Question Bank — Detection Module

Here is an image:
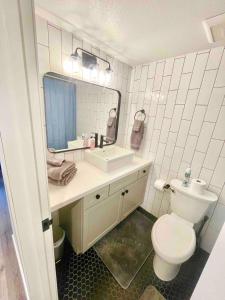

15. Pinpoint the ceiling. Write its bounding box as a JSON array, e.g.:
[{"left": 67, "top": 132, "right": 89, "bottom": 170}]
[{"left": 35, "top": 0, "right": 225, "bottom": 66}]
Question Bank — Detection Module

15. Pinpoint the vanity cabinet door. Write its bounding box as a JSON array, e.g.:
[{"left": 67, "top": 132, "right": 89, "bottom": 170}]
[
  {"left": 83, "top": 191, "right": 121, "bottom": 251},
  {"left": 122, "top": 176, "right": 148, "bottom": 219}
]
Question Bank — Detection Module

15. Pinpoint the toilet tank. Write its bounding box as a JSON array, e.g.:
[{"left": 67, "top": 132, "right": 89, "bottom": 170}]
[{"left": 170, "top": 179, "right": 218, "bottom": 224}]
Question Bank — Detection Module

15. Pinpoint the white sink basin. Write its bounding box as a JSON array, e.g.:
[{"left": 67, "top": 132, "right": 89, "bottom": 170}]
[{"left": 85, "top": 145, "right": 134, "bottom": 172}]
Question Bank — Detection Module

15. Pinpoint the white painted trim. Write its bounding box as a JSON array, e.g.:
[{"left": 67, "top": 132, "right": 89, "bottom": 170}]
[
  {"left": 12, "top": 234, "right": 29, "bottom": 300},
  {"left": 202, "top": 13, "right": 225, "bottom": 43}
]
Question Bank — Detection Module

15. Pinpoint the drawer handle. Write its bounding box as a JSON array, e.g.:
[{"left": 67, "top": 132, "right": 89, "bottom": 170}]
[
  {"left": 125, "top": 190, "right": 129, "bottom": 194},
  {"left": 121, "top": 192, "right": 125, "bottom": 196},
  {"left": 96, "top": 194, "right": 101, "bottom": 199},
  {"left": 143, "top": 170, "right": 146, "bottom": 173}
]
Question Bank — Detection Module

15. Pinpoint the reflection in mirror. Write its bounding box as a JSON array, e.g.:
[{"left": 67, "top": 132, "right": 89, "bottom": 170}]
[{"left": 43, "top": 72, "right": 120, "bottom": 152}]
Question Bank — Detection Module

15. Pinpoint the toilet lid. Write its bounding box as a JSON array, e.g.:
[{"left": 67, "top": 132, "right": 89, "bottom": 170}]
[{"left": 152, "top": 214, "right": 196, "bottom": 264}]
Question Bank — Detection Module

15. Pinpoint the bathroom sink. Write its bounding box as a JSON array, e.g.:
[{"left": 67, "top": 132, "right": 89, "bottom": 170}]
[{"left": 85, "top": 145, "right": 134, "bottom": 172}]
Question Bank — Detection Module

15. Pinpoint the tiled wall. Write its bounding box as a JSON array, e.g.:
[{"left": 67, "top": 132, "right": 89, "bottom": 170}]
[
  {"left": 125, "top": 46, "right": 225, "bottom": 253},
  {"left": 35, "top": 14, "right": 131, "bottom": 161},
  {"left": 77, "top": 82, "right": 118, "bottom": 137}
]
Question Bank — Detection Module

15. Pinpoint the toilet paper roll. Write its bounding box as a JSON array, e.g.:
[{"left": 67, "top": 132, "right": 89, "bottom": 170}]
[
  {"left": 191, "top": 178, "right": 206, "bottom": 194},
  {"left": 154, "top": 179, "right": 166, "bottom": 191}
]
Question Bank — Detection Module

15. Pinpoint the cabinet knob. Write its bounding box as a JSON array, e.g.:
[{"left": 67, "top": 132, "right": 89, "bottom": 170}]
[
  {"left": 96, "top": 194, "right": 101, "bottom": 199},
  {"left": 143, "top": 170, "right": 146, "bottom": 173},
  {"left": 125, "top": 190, "right": 129, "bottom": 194},
  {"left": 121, "top": 192, "right": 125, "bottom": 196}
]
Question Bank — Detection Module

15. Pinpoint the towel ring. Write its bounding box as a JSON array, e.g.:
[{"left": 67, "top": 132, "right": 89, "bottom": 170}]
[
  {"left": 109, "top": 107, "right": 117, "bottom": 117},
  {"left": 134, "top": 109, "right": 146, "bottom": 121}
]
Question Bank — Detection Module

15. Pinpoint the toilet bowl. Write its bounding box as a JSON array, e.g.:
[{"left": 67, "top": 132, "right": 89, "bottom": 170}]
[
  {"left": 151, "top": 178, "right": 218, "bottom": 281},
  {"left": 151, "top": 213, "right": 196, "bottom": 281}
]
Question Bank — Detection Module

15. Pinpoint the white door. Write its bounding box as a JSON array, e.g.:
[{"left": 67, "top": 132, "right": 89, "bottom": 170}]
[
  {"left": 0, "top": 0, "right": 57, "bottom": 299},
  {"left": 122, "top": 176, "right": 148, "bottom": 219}
]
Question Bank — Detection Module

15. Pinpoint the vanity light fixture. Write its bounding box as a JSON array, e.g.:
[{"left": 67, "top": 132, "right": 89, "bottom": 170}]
[{"left": 66, "top": 47, "right": 113, "bottom": 83}]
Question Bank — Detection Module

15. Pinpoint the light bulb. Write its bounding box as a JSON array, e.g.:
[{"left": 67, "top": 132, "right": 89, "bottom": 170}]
[
  {"left": 83, "top": 67, "right": 91, "bottom": 81},
  {"left": 99, "top": 70, "right": 105, "bottom": 85},
  {"left": 105, "top": 71, "right": 111, "bottom": 84},
  {"left": 63, "top": 55, "right": 81, "bottom": 74}
]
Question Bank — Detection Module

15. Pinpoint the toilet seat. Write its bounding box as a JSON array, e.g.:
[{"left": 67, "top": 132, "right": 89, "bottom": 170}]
[{"left": 151, "top": 214, "right": 196, "bottom": 264}]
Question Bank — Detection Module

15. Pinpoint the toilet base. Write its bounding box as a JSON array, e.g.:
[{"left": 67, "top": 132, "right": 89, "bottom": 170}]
[{"left": 153, "top": 254, "right": 180, "bottom": 281}]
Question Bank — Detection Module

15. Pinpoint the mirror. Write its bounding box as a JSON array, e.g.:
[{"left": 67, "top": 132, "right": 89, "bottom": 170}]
[{"left": 43, "top": 72, "right": 121, "bottom": 152}]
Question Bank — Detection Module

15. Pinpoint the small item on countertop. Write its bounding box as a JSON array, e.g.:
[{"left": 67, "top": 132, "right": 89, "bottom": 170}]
[
  {"left": 47, "top": 160, "right": 77, "bottom": 186},
  {"left": 83, "top": 134, "right": 89, "bottom": 147},
  {"left": 89, "top": 135, "right": 96, "bottom": 149},
  {"left": 106, "top": 116, "right": 116, "bottom": 142},
  {"left": 130, "top": 119, "right": 144, "bottom": 150},
  {"left": 47, "top": 157, "right": 65, "bottom": 167}
]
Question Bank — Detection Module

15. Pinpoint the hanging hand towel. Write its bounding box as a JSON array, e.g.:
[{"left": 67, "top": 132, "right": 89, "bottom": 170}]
[
  {"left": 106, "top": 116, "right": 116, "bottom": 142},
  {"left": 130, "top": 119, "right": 144, "bottom": 150}
]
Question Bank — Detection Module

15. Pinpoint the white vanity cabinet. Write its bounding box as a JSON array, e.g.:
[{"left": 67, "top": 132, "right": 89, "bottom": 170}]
[
  {"left": 59, "top": 165, "right": 150, "bottom": 254},
  {"left": 121, "top": 176, "right": 148, "bottom": 220},
  {"left": 83, "top": 191, "right": 121, "bottom": 251}
]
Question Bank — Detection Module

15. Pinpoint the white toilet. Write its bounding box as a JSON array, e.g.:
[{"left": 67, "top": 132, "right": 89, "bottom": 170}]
[{"left": 151, "top": 178, "right": 218, "bottom": 281}]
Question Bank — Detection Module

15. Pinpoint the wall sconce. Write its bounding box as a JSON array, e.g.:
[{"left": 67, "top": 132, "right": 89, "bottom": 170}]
[{"left": 63, "top": 47, "right": 113, "bottom": 84}]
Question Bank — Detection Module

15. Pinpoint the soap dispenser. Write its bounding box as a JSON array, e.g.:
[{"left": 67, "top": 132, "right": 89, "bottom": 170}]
[{"left": 183, "top": 167, "right": 191, "bottom": 187}]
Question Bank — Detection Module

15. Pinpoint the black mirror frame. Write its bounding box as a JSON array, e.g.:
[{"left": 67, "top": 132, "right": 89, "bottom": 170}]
[{"left": 43, "top": 72, "right": 121, "bottom": 153}]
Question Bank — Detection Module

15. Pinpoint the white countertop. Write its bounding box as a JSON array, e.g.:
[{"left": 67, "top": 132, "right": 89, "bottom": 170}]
[
  {"left": 191, "top": 222, "right": 225, "bottom": 300},
  {"left": 48, "top": 157, "right": 151, "bottom": 212}
]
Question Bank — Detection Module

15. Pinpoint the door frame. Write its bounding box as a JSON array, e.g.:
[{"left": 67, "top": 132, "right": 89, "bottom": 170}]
[{"left": 0, "top": 0, "right": 58, "bottom": 299}]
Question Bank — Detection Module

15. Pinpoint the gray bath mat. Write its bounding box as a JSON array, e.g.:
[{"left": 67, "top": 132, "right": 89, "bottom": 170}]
[
  {"left": 139, "top": 285, "right": 165, "bottom": 300},
  {"left": 94, "top": 210, "right": 153, "bottom": 289}
]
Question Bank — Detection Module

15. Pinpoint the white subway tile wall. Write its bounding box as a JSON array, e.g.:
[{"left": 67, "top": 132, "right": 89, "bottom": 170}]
[
  {"left": 76, "top": 83, "right": 118, "bottom": 137},
  {"left": 125, "top": 46, "right": 225, "bottom": 253},
  {"left": 35, "top": 15, "right": 132, "bottom": 161}
]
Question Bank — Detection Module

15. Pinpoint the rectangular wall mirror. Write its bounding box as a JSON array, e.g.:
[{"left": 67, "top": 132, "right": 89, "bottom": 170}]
[{"left": 43, "top": 72, "right": 121, "bottom": 152}]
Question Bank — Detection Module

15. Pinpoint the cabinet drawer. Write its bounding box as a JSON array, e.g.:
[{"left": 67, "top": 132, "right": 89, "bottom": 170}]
[
  {"left": 84, "top": 186, "right": 109, "bottom": 209},
  {"left": 109, "top": 172, "right": 138, "bottom": 195},
  {"left": 138, "top": 166, "right": 150, "bottom": 179}
]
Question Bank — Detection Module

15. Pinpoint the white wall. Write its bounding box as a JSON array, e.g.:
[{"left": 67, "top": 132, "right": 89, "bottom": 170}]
[
  {"left": 35, "top": 14, "right": 131, "bottom": 161},
  {"left": 125, "top": 46, "right": 225, "bottom": 253}
]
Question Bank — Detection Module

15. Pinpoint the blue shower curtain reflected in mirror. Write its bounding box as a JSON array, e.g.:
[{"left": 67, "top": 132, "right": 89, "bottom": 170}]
[{"left": 44, "top": 77, "right": 76, "bottom": 150}]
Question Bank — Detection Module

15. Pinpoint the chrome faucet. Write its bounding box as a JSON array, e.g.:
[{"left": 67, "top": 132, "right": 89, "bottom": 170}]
[
  {"left": 99, "top": 135, "right": 107, "bottom": 148},
  {"left": 91, "top": 132, "right": 98, "bottom": 147}
]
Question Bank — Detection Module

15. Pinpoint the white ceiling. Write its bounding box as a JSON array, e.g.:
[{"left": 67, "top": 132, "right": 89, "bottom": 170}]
[{"left": 35, "top": 0, "right": 225, "bottom": 66}]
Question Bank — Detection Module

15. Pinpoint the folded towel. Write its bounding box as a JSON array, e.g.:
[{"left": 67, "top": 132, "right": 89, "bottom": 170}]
[
  {"left": 106, "top": 117, "right": 116, "bottom": 142},
  {"left": 47, "top": 157, "right": 65, "bottom": 167},
  {"left": 47, "top": 160, "right": 76, "bottom": 181},
  {"left": 48, "top": 168, "right": 77, "bottom": 186},
  {"left": 130, "top": 120, "right": 144, "bottom": 150}
]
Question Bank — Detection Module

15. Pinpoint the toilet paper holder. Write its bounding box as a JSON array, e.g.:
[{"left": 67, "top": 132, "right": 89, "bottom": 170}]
[{"left": 164, "top": 184, "right": 175, "bottom": 193}]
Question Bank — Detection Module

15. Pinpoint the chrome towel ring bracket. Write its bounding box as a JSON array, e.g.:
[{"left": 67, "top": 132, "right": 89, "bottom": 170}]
[
  {"left": 109, "top": 107, "right": 117, "bottom": 117},
  {"left": 134, "top": 109, "right": 146, "bottom": 122}
]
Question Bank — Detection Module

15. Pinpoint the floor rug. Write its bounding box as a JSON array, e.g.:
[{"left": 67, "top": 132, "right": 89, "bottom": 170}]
[{"left": 94, "top": 210, "right": 153, "bottom": 289}]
